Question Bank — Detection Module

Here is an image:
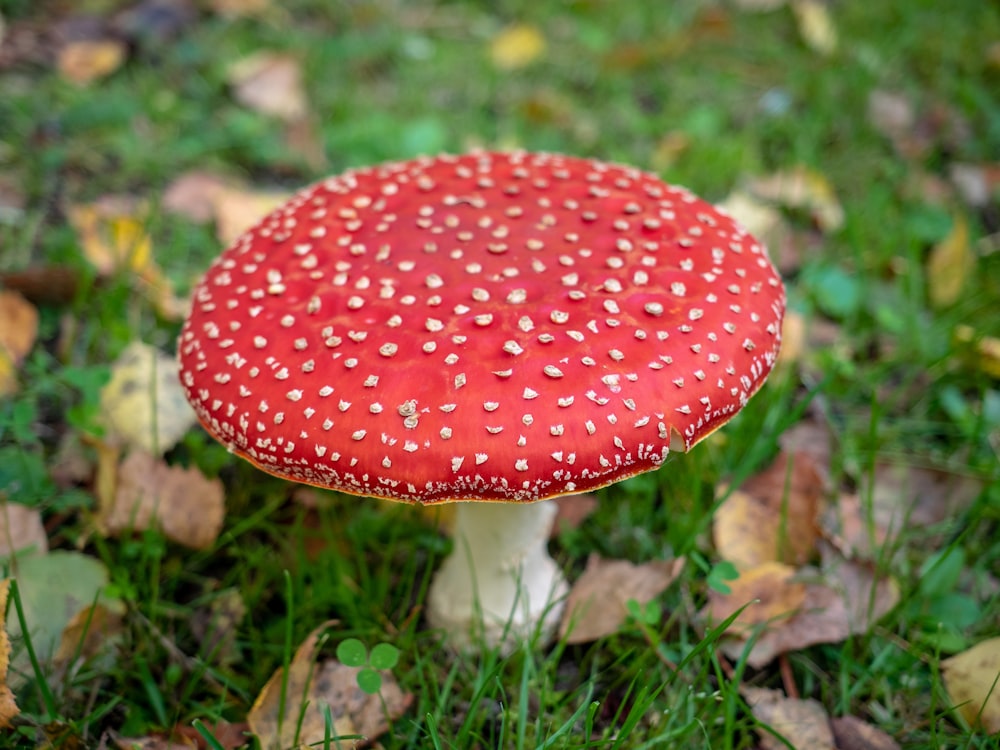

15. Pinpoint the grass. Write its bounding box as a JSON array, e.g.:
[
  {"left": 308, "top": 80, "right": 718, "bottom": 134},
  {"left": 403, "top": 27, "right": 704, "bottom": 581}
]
[{"left": 1, "top": 0, "right": 999, "bottom": 747}]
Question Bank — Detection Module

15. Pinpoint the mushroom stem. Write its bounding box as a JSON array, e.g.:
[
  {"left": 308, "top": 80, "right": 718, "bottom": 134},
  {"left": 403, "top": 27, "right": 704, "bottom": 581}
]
[{"left": 427, "top": 500, "right": 568, "bottom": 652}]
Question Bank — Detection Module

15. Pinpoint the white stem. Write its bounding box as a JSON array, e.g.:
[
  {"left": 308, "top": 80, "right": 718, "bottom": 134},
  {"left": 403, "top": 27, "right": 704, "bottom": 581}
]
[{"left": 426, "top": 500, "right": 568, "bottom": 653}]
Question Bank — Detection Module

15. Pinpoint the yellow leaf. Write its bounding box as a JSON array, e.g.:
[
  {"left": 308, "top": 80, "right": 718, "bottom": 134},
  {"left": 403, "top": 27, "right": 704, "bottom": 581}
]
[
  {"left": 942, "top": 637, "right": 1000, "bottom": 733},
  {"left": 927, "top": 215, "right": 973, "bottom": 308},
  {"left": 0, "top": 290, "right": 38, "bottom": 397},
  {"left": 490, "top": 24, "right": 546, "bottom": 70},
  {"left": 0, "top": 580, "right": 18, "bottom": 729},
  {"left": 747, "top": 167, "right": 844, "bottom": 233},
  {"left": 57, "top": 39, "right": 126, "bottom": 85},
  {"left": 792, "top": 0, "right": 837, "bottom": 56},
  {"left": 69, "top": 202, "right": 153, "bottom": 276}
]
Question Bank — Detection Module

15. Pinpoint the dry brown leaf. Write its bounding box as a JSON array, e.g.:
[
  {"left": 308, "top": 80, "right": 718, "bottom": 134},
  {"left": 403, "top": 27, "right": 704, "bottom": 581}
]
[
  {"left": 0, "top": 580, "right": 18, "bottom": 729},
  {"left": 942, "top": 637, "right": 1000, "bottom": 733},
  {"left": 0, "top": 289, "right": 38, "bottom": 396},
  {"left": 560, "top": 555, "right": 684, "bottom": 643},
  {"left": 111, "top": 734, "right": 191, "bottom": 750},
  {"left": 791, "top": 0, "right": 837, "bottom": 56},
  {"left": 743, "top": 687, "right": 835, "bottom": 750},
  {"left": 228, "top": 52, "right": 307, "bottom": 121},
  {"left": 172, "top": 721, "right": 250, "bottom": 749},
  {"left": 714, "top": 451, "right": 825, "bottom": 569},
  {"left": 775, "top": 310, "right": 806, "bottom": 370},
  {"left": 248, "top": 621, "right": 412, "bottom": 749},
  {"left": 705, "top": 561, "right": 806, "bottom": 637},
  {"left": 0, "top": 503, "right": 46, "bottom": 558},
  {"left": 777, "top": 416, "right": 833, "bottom": 471},
  {"left": 927, "top": 214, "right": 974, "bottom": 308},
  {"left": 747, "top": 167, "right": 844, "bottom": 233},
  {"left": 52, "top": 603, "right": 123, "bottom": 669},
  {"left": 102, "top": 449, "right": 225, "bottom": 550},
  {"left": 100, "top": 341, "right": 197, "bottom": 455},
  {"left": 57, "top": 39, "right": 126, "bottom": 85},
  {"left": 720, "top": 558, "right": 899, "bottom": 668},
  {"left": 830, "top": 715, "right": 901, "bottom": 750},
  {"left": 490, "top": 24, "right": 546, "bottom": 70}
]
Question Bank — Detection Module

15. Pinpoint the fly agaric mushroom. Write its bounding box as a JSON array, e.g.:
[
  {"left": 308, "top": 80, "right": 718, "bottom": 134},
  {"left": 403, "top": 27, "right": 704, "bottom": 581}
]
[{"left": 178, "top": 151, "right": 785, "bottom": 651}]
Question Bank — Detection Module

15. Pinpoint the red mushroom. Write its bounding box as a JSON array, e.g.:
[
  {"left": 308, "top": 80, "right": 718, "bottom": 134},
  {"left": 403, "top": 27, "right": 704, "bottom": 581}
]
[{"left": 178, "top": 151, "right": 785, "bottom": 650}]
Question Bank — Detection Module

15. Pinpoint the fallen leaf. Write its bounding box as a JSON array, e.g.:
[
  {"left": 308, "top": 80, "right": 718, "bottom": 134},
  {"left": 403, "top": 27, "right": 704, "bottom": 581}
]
[
  {"left": 719, "top": 190, "right": 790, "bottom": 259},
  {"left": 0, "top": 503, "right": 46, "bottom": 558},
  {"left": 161, "top": 170, "right": 235, "bottom": 224},
  {"left": 248, "top": 621, "right": 412, "bottom": 749},
  {"left": 942, "top": 636, "right": 1000, "bottom": 733},
  {"left": 830, "top": 715, "right": 901, "bottom": 750},
  {"left": 52, "top": 603, "right": 123, "bottom": 672},
  {"left": 490, "top": 24, "right": 546, "bottom": 70},
  {"left": 99, "top": 341, "right": 197, "bottom": 455},
  {"left": 560, "top": 555, "right": 684, "bottom": 643},
  {"left": 68, "top": 199, "right": 152, "bottom": 276},
  {"left": 111, "top": 734, "right": 191, "bottom": 750},
  {"left": 57, "top": 39, "right": 127, "bottom": 85},
  {"left": 791, "top": 0, "right": 837, "bottom": 56},
  {"left": 714, "top": 451, "right": 825, "bottom": 569},
  {"left": 0, "top": 289, "right": 38, "bottom": 396},
  {"left": 212, "top": 185, "right": 292, "bottom": 246},
  {"left": 0, "top": 580, "right": 18, "bottom": 729},
  {"left": 0, "top": 266, "right": 80, "bottom": 306},
  {"left": 743, "top": 687, "right": 835, "bottom": 750},
  {"left": 102, "top": 449, "right": 225, "bottom": 550},
  {"left": 777, "top": 415, "right": 833, "bottom": 470},
  {"left": 228, "top": 52, "right": 307, "bottom": 121},
  {"left": 926, "top": 214, "right": 974, "bottom": 308},
  {"left": 954, "top": 325, "right": 1000, "bottom": 378},
  {"left": 747, "top": 166, "right": 844, "bottom": 233},
  {"left": 719, "top": 558, "right": 899, "bottom": 668},
  {"left": 705, "top": 561, "right": 806, "bottom": 636},
  {"left": 7, "top": 551, "right": 123, "bottom": 687}
]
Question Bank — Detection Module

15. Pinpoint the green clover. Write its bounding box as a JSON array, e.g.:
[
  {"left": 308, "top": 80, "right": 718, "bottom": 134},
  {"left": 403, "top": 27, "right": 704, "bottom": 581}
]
[{"left": 336, "top": 638, "right": 400, "bottom": 695}]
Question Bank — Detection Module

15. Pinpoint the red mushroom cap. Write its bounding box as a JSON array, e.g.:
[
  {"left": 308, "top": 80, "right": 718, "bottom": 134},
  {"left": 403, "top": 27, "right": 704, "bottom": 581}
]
[{"left": 178, "top": 152, "right": 785, "bottom": 503}]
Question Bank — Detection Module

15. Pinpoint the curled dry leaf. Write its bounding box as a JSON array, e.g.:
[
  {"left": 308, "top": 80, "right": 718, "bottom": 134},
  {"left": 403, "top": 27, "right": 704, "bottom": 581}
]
[
  {"left": 0, "top": 289, "right": 39, "bottom": 397},
  {"left": 102, "top": 449, "right": 225, "bottom": 550},
  {"left": 743, "top": 687, "right": 836, "bottom": 750},
  {"left": 0, "top": 580, "right": 17, "bottom": 729},
  {"left": 560, "top": 555, "right": 684, "bottom": 644},
  {"left": 0, "top": 503, "right": 46, "bottom": 558},
  {"left": 490, "top": 24, "right": 546, "bottom": 70},
  {"left": 228, "top": 52, "right": 307, "bottom": 121},
  {"left": 942, "top": 636, "right": 1000, "bottom": 733},
  {"left": 248, "top": 621, "right": 412, "bottom": 750},
  {"left": 99, "top": 341, "right": 197, "bottom": 455}
]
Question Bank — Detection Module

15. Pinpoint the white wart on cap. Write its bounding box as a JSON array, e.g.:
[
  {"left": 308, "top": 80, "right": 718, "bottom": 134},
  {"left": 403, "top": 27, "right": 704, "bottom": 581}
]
[{"left": 178, "top": 151, "right": 785, "bottom": 504}]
